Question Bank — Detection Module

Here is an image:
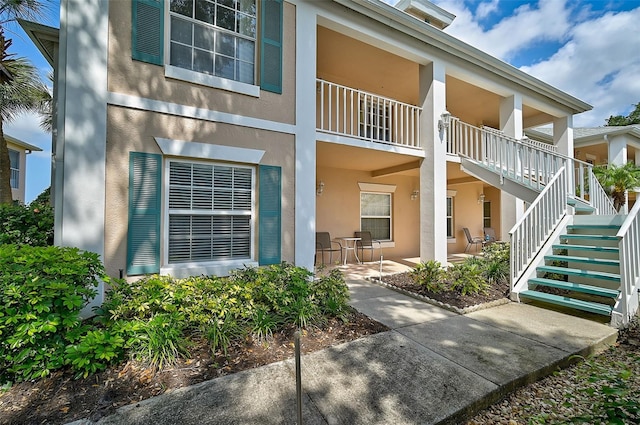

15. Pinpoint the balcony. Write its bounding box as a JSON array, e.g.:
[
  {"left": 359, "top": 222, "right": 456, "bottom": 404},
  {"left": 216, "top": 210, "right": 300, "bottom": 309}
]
[{"left": 316, "top": 79, "right": 422, "bottom": 149}]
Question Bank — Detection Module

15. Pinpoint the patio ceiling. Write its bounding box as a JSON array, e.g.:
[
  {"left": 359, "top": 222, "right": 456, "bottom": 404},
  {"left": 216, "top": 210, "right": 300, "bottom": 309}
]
[{"left": 316, "top": 142, "right": 421, "bottom": 176}]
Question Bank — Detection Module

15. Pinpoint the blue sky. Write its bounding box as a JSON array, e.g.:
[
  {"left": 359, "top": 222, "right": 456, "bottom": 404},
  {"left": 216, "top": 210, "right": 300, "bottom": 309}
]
[{"left": 7, "top": 0, "right": 640, "bottom": 202}]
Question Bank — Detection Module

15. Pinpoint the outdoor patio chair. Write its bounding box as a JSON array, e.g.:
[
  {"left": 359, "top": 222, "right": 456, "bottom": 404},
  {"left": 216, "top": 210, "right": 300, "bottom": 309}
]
[
  {"left": 315, "top": 232, "right": 342, "bottom": 265},
  {"left": 354, "top": 231, "right": 382, "bottom": 262},
  {"left": 463, "top": 227, "right": 484, "bottom": 252},
  {"left": 483, "top": 227, "right": 498, "bottom": 244}
]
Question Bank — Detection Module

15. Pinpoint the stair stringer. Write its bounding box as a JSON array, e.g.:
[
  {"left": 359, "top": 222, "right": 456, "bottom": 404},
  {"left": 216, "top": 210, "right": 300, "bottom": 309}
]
[
  {"left": 460, "top": 157, "right": 540, "bottom": 203},
  {"left": 511, "top": 214, "right": 574, "bottom": 301}
]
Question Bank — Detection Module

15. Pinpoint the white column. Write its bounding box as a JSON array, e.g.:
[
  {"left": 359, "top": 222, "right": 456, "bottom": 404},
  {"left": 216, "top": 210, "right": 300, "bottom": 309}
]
[
  {"left": 553, "top": 115, "right": 573, "bottom": 157},
  {"left": 608, "top": 135, "right": 627, "bottom": 166},
  {"left": 499, "top": 94, "right": 524, "bottom": 240},
  {"left": 294, "top": 2, "right": 317, "bottom": 271},
  {"left": 608, "top": 135, "right": 629, "bottom": 213},
  {"left": 57, "top": 0, "right": 108, "bottom": 257},
  {"left": 419, "top": 61, "right": 447, "bottom": 264}
]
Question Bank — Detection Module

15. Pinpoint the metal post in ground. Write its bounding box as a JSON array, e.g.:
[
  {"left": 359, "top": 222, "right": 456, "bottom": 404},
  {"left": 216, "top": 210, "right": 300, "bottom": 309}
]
[{"left": 295, "top": 330, "right": 303, "bottom": 425}]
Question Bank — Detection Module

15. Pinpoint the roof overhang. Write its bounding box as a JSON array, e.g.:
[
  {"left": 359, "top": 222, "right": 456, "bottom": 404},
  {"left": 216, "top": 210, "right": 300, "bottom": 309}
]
[
  {"left": 395, "top": 0, "right": 455, "bottom": 29},
  {"left": 6, "top": 134, "right": 43, "bottom": 152},
  {"left": 18, "top": 19, "right": 59, "bottom": 67},
  {"left": 332, "top": 0, "right": 592, "bottom": 115}
]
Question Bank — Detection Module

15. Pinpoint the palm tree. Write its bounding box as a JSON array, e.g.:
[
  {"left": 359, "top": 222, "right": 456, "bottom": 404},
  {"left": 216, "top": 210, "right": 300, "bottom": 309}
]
[
  {"left": 0, "top": 0, "right": 52, "bottom": 204},
  {"left": 593, "top": 162, "right": 640, "bottom": 212}
]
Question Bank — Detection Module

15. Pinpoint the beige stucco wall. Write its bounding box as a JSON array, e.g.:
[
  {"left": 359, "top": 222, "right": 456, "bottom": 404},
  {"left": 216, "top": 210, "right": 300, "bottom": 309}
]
[
  {"left": 317, "top": 26, "right": 419, "bottom": 106},
  {"left": 104, "top": 105, "right": 295, "bottom": 278},
  {"left": 108, "top": 1, "right": 296, "bottom": 125},
  {"left": 446, "top": 181, "right": 485, "bottom": 254},
  {"left": 315, "top": 166, "right": 420, "bottom": 260}
]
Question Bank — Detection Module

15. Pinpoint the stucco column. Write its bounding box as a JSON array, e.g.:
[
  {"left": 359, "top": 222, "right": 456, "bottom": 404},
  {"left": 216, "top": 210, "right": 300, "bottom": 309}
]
[
  {"left": 294, "top": 2, "right": 317, "bottom": 271},
  {"left": 553, "top": 115, "right": 574, "bottom": 157},
  {"left": 499, "top": 94, "right": 525, "bottom": 240},
  {"left": 608, "top": 135, "right": 629, "bottom": 213},
  {"left": 57, "top": 0, "right": 108, "bottom": 256},
  {"left": 418, "top": 62, "right": 447, "bottom": 264},
  {"left": 608, "top": 135, "right": 627, "bottom": 166}
]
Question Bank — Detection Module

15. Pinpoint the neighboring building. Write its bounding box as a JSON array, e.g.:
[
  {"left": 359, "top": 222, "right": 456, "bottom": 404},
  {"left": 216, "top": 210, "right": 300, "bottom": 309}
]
[
  {"left": 5, "top": 135, "right": 43, "bottom": 203},
  {"left": 528, "top": 125, "right": 640, "bottom": 211},
  {"left": 23, "top": 0, "right": 639, "bottom": 326}
]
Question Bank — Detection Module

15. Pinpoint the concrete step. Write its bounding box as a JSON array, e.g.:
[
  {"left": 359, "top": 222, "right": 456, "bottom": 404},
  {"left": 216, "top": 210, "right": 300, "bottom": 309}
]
[{"left": 519, "top": 290, "right": 613, "bottom": 316}]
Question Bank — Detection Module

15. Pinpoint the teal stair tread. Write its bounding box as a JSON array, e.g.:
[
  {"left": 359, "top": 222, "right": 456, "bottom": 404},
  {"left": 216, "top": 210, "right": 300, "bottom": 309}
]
[
  {"left": 519, "top": 290, "right": 613, "bottom": 316},
  {"left": 561, "top": 234, "right": 619, "bottom": 241},
  {"left": 537, "top": 265, "right": 620, "bottom": 281},
  {"left": 544, "top": 254, "right": 620, "bottom": 267},
  {"left": 528, "top": 277, "right": 620, "bottom": 298},
  {"left": 567, "top": 224, "right": 621, "bottom": 230},
  {"left": 553, "top": 244, "right": 619, "bottom": 253}
]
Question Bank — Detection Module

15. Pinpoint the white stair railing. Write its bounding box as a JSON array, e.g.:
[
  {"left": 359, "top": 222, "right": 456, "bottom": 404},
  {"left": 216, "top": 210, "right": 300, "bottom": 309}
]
[
  {"left": 316, "top": 79, "right": 422, "bottom": 148},
  {"left": 447, "top": 118, "right": 603, "bottom": 210},
  {"left": 588, "top": 169, "right": 618, "bottom": 215},
  {"left": 613, "top": 200, "right": 640, "bottom": 327},
  {"left": 509, "top": 166, "right": 568, "bottom": 288}
]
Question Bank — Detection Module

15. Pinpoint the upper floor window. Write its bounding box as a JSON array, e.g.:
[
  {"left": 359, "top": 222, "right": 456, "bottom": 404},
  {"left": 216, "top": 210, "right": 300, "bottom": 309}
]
[
  {"left": 9, "top": 149, "right": 19, "bottom": 189},
  {"left": 169, "top": 0, "right": 257, "bottom": 84}
]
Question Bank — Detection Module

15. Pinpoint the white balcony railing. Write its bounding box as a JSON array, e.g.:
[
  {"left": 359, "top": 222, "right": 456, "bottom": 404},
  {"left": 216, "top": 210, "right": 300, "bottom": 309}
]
[{"left": 316, "top": 79, "right": 422, "bottom": 148}]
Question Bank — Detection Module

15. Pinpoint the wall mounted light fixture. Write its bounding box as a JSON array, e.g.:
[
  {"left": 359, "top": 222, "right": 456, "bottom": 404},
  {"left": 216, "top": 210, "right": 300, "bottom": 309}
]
[
  {"left": 438, "top": 110, "right": 451, "bottom": 132},
  {"left": 478, "top": 193, "right": 486, "bottom": 204},
  {"left": 316, "top": 181, "right": 325, "bottom": 196},
  {"left": 411, "top": 190, "right": 419, "bottom": 201}
]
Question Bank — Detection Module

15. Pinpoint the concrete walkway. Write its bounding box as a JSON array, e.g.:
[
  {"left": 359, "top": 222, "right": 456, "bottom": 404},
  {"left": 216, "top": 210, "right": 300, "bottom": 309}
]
[{"left": 71, "top": 278, "right": 618, "bottom": 425}]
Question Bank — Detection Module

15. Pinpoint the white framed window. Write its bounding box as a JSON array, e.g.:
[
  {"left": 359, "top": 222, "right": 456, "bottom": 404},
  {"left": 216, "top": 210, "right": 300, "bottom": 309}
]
[
  {"left": 360, "top": 192, "right": 392, "bottom": 241},
  {"left": 483, "top": 201, "right": 491, "bottom": 229},
  {"left": 165, "top": 159, "right": 254, "bottom": 264},
  {"left": 168, "top": 0, "right": 257, "bottom": 85},
  {"left": 9, "top": 149, "right": 19, "bottom": 189},
  {"left": 446, "top": 196, "right": 454, "bottom": 238}
]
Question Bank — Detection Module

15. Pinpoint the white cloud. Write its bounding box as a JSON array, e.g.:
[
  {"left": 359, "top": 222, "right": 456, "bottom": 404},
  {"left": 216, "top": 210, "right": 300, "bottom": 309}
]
[
  {"left": 437, "top": 0, "right": 572, "bottom": 61},
  {"left": 520, "top": 7, "right": 640, "bottom": 126},
  {"left": 476, "top": 0, "right": 500, "bottom": 19}
]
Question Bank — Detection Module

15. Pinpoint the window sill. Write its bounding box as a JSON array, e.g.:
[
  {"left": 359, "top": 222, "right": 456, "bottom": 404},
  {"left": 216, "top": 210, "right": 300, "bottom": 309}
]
[
  {"left": 379, "top": 241, "right": 395, "bottom": 249},
  {"left": 165, "top": 65, "right": 261, "bottom": 98},
  {"left": 161, "top": 259, "right": 258, "bottom": 278},
  {"left": 447, "top": 238, "right": 456, "bottom": 243}
]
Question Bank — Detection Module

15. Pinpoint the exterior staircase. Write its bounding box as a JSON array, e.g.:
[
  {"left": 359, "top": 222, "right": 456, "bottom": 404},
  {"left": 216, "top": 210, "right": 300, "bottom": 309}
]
[
  {"left": 446, "top": 118, "right": 640, "bottom": 327},
  {"left": 519, "top": 221, "right": 622, "bottom": 317}
]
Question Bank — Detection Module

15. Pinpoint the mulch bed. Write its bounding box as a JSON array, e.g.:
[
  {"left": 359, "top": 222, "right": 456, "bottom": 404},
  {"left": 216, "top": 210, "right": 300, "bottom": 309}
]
[
  {"left": 382, "top": 272, "right": 511, "bottom": 311},
  {"left": 0, "top": 309, "right": 388, "bottom": 425}
]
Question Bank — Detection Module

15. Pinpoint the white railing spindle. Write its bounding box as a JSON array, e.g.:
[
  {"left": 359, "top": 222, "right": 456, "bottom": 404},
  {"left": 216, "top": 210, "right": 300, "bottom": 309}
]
[{"left": 614, "top": 200, "right": 640, "bottom": 326}]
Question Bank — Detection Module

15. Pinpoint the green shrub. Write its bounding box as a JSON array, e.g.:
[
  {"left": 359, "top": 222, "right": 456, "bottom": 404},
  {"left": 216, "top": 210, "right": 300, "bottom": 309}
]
[
  {"left": 410, "top": 260, "right": 447, "bottom": 293},
  {"left": 131, "top": 312, "right": 190, "bottom": 370},
  {"left": 0, "top": 197, "right": 54, "bottom": 246},
  {"left": 310, "top": 268, "right": 350, "bottom": 318},
  {"left": 0, "top": 245, "right": 106, "bottom": 383},
  {"left": 65, "top": 327, "right": 128, "bottom": 378},
  {"left": 448, "top": 257, "right": 490, "bottom": 296},
  {"left": 482, "top": 243, "right": 510, "bottom": 284}
]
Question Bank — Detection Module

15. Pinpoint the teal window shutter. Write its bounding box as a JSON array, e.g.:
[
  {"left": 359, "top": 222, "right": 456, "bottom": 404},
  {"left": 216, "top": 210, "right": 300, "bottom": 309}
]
[
  {"left": 127, "top": 152, "right": 162, "bottom": 275},
  {"left": 259, "top": 165, "right": 281, "bottom": 265},
  {"left": 132, "top": 0, "right": 164, "bottom": 65},
  {"left": 260, "top": 0, "right": 283, "bottom": 94}
]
